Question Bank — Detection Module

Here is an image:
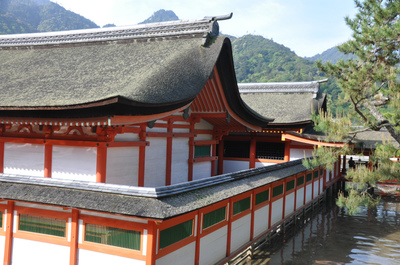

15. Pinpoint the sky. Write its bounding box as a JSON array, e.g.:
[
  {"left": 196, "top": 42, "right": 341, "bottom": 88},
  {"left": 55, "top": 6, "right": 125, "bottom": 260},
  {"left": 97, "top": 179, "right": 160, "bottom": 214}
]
[{"left": 50, "top": 0, "right": 358, "bottom": 58}]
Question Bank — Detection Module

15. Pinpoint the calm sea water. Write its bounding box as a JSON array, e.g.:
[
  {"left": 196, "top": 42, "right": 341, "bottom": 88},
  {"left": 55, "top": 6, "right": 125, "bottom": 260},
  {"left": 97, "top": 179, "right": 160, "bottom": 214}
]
[{"left": 251, "top": 197, "right": 400, "bottom": 265}]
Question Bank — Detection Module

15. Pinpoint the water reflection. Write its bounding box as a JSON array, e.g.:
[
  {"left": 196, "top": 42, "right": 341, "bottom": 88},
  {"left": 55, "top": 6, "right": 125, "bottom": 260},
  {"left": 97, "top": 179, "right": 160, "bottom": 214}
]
[{"left": 250, "top": 197, "right": 400, "bottom": 265}]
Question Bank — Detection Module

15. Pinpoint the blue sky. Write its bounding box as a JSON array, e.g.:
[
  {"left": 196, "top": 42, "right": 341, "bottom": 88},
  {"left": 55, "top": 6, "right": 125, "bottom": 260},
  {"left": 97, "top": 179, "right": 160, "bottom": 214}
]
[{"left": 51, "top": 0, "right": 358, "bottom": 57}]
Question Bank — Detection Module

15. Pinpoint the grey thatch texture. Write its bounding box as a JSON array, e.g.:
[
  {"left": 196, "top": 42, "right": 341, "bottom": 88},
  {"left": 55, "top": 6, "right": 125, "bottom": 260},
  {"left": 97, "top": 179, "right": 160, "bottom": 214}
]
[
  {"left": 0, "top": 37, "right": 223, "bottom": 108},
  {"left": 0, "top": 160, "right": 307, "bottom": 220},
  {"left": 240, "top": 92, "right": 325, "bottom": 124},
  {"left": 238, "top": 81, "right": 327, "bottom": 125},
  {"left": 353, "top": 130, "right": 399, "bottom": 150}
]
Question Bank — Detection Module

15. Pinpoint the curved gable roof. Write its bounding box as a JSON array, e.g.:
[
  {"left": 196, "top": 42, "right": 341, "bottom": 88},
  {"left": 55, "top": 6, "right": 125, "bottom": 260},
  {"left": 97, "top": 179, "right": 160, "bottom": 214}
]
[
  {"left": 239, "top": 80, "right": 327, "bottom": 126},
  {"left": 0, "top": 15, "right": 271, "bottom": 129}
]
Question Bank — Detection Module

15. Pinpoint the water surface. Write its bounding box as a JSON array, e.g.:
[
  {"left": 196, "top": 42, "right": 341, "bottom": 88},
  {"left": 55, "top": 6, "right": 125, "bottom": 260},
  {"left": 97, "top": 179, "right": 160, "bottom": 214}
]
[{"left": 251, "top": 197, "right": 400, "bottom": 265}]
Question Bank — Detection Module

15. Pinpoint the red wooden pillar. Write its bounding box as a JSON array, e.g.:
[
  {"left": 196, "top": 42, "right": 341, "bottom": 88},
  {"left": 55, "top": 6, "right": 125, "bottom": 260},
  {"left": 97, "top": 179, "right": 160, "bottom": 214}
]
[
  {"left": 44, "top": 144, "right": 52, "bottom": 178},
  {"left": 0, "top": 142, "right": 4, "bottom": 173},
  {"left": 69, "top": 209, "right": 79, "bottom": 265},
  {"left": 4, "top": 201, "right": 14, "bottom": 265},
  {"left": 165, "top": 119, "right": 173, "bottom": 186},
  {"left": 218, "top": 139, "right": 224, "bottom": 175},
  {"left": 268, "top": 186, "right": 273, "bottom": 229},
  {"left": 211, "top": 142, "right": 217, "bottom": 176},
  {"left": 138, "top": 124, "right": 147, "bottom": 187},
  {"left": 284, "top": 139, "right": 291, "bottom": 162},
  {"left": 96, "top": 146, "right": 107, "bottom": 183},
  {"left": 249, "top": 138, "right": 256, "bottom": 169},
  {"left": 194, "top": 212, "right": 201, "bottom": 265},
  {"left": 250, "top": 194, "right": 255, "bottom": 241},
  {"left": 146, "top": 221, "right": 157, "bottom": 265},
  {"left": 226, "top": 198, "right": 233, "bottom": 257},
  {"left": 188, "top": 123, "right": 195, "bottom": 182}
]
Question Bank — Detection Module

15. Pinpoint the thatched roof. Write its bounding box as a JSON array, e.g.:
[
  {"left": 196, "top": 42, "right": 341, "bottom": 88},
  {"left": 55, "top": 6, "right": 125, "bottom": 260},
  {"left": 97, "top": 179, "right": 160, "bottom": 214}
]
[
  {"left": 0, "top": 15, "right": 270, "bottom": 129},
  {"left": 239, "top": 80, "right": 327, "bottom": 126}
]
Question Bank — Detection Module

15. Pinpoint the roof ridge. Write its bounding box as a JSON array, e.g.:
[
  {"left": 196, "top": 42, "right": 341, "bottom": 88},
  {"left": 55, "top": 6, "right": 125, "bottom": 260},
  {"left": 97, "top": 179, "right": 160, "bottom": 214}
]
[
  {"left": 0, "top": 15, "right": 231, "bottom": 47},
  {"left": 238, "top": 79, "right": 328, "bottom": 98}
]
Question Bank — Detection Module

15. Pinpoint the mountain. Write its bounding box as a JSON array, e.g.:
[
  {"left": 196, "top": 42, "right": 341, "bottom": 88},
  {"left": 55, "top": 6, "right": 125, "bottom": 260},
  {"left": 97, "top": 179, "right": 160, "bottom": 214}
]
[
  {"left": 139, "top": 9, "right": 179, "bottom": 24},
  {"left": 231, "top": 35, "right": 324, "bottom": 83},
  {"left": 0, "top": 0, "right": 98, "bottom": 35},
  {"left": 307, "top": 46, "right": 356, "bottom": 64}
]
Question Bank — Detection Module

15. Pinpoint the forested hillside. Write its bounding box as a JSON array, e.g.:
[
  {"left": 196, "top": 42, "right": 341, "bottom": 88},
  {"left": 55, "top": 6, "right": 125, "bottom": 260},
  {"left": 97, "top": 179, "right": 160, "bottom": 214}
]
[
  {"left": 0, "top": 0, "right": 98, "bottom": 34},
  {"left": 307, "top": 46, "right": 356, "bottom": 64},
  {"left": 231, "top": 35, "right": 324, "bottom": 83}
]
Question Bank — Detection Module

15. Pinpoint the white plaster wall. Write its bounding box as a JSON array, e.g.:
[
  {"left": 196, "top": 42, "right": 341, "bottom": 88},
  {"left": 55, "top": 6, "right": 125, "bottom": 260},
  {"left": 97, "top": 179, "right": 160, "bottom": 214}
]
[
  {"left": 296, "top": 187, "right": 305, "bottom": 209},
  {"left": 12, "top": 238, "right": 69, "bottom": 265},
  {"left": 199, "top": 226, "right": 227, "bottom": 265},
  {"left": 305, "top": 184, "right": 313, "bottom": 203},
  {"left": 144, "top": 137, "right": 166, "bottom": 187},
  {"left": 194, "top": 119, "right": 213, "bottom": 131},
  {"left": 270, "top": 198, "right": 283, "bottom": 226},
  {"left": 0, "top": 235, "right": 5, "bottom": 262},
  {"left": 106, "top": 147, "right": 139, "bottom": 186},
  {"left": 326, "top": 167, "right": 331, "bottom": 182},
  {"left": 255, "top": 162, "right": 276, "bottom": 168},
  {"left": 114, "top": 132, "right": 140, "bottom": 141},
  {"left": 78, "top": 249, "right": 145, "bottom": 265},
  {"left": 320, "top": 177, "right": 324, "bottom": 193},
  {"left": 290, "top": 148, "right": 313, "bottom": 160},
  {"left": 156, "top": 241, "right": 195, "bottom": 265},
  {"left": 193, "top": 161, "right": 212, "bottom": 181},
  {"left": 52, "top": 146, "right": 96, "bottom": 181},
  {"left": 4, "top": 143, "right": 44, "bottom": 177},
  {"left": 254, "top": 205, "right": 269, "bottom": 237},
  {"left": 230, "top": 214, "right": 251, "bottom": 253},
  {"left": 223, "top": 160, "right": 249, "bottom": 174},
  {"left": 171, "top": 138, "right": 189, "bottom": 185},
  {"left": 314, "top": 180, "right": 320, "bottom": 198},
  {"left": 284, "top": 193, "right": 295, "bottom": 218}
]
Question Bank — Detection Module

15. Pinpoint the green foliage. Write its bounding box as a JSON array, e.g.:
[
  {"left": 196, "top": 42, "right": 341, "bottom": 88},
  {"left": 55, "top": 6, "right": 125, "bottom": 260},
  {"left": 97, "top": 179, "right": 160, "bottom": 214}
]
[
  {"left": 232, "top": 35, "right": 324, "bottom": 83},
  {"left": 313, "top": 0, "right": 400, "bottom": 214}
]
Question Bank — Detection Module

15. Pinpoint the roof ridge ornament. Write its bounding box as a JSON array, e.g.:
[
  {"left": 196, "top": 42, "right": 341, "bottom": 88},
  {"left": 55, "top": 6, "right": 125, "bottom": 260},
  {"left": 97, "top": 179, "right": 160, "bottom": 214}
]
[{"left": 201, "top": 12, "right": 233, "bottom": 47}]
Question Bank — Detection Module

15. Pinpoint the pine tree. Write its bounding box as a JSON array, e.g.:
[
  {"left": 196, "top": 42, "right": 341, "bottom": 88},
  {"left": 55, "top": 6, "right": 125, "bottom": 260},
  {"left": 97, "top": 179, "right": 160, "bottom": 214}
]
[{"left": 306, "top": 0, "right": 400, "bottom": 214}]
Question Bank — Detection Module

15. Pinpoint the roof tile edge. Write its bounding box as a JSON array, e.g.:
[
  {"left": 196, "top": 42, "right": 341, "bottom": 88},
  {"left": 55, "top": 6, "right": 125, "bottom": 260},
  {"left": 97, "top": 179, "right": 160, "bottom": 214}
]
[
  {"left": 238, "top": 79, "right": 328, "bottom": 98},
  {"left": 0, "top": 158, "right": 305, "bottom": 199},
  {"left": 0, "top": 14, "right": 232, "bottom": 47}
]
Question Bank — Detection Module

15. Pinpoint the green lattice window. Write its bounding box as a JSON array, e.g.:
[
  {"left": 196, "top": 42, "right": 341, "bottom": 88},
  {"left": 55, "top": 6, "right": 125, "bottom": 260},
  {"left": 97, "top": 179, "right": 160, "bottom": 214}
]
[
  {"left": 297, "top": 176, "right": 304, "bottom": 186},
  {"left": 160, "top": 220, "right": 193, "bottom": 249},
  {"left": 0, "top": 211, "right": 2, "bottom": 228},
  {"left": 273, "top": 184, "right": 283, "bottom": 197},
  {"left": 255, "top": 190, "right": 269, "bottom": 205},
  {"left": 85, "top": 223, "right": 141, "bottom": 250},
  {"left": 306, "top": 173, "right": 312, "bottom": 182},
  {"left": 19, "top": 214, "right": 66, "bottom": 237},
  {"left": 286, "top": 180, "right": 295, "bottom": 191},
  {"left": 203, "top": 207, "right": 226, "bottom": 229},
  {"left": 195, "top": 145, "right": 211, "bottom": 158},
  {"left": 314, "top": 171, "right": 319, "bottom": 179},
  {"left": 320, "top": 169, "right": 324, "bottom": 176},
  {"left": 233, "top": 197, "right": 250, "bottom": 215}
]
